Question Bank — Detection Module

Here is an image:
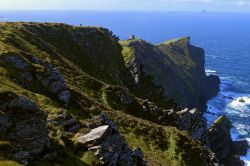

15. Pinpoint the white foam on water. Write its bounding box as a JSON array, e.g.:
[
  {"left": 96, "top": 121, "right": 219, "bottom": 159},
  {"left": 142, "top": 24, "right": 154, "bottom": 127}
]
[
  {"left": 205, "top": 78, "right": 250, "bottom": 165},
  {"left": 231, "top": 123, "right": 250, "bottom": 140},
  {"left": 206, "top": 54, "right": 217, "bottom": 59},
  {"left": 205, "top": 69, "right": 217, "bottom": 76},
  {"left": 228, "top": 97, "right": 250, "bottom": 165},
  {"left": 205, "top": 69, "right": 217, "bottom": 74},
  {"left": 228, "top": 96, "right": 250, "bottom": 111}
]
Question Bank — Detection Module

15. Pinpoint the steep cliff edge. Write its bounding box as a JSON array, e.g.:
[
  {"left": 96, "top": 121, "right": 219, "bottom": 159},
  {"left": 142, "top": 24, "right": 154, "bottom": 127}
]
[
  {"left": 0, "top": 22, "right": 228, "bottom": 166},
  {"left": 120, "top": 37, "right": 220, "bottom": 110}
]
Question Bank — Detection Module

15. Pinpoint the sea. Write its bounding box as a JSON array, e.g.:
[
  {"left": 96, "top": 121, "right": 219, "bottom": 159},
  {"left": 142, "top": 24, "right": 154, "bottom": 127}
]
[{"left": 1, "top": 10, "right": 250, "bottom": 165}]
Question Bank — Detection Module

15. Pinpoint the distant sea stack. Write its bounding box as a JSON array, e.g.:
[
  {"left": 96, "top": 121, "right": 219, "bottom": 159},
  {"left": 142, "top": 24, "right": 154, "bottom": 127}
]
[
  {"left": 208, "top": 115, "right": 249, "bottom": 166},
  {"left": 1, "top": 22, "right": 247, "bottom": 166}
]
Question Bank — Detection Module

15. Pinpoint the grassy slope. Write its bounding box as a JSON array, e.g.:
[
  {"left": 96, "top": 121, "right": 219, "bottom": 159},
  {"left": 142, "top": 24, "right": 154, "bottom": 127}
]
[{"left": 0, "top": 22, "right": 210, "bottom": 166}]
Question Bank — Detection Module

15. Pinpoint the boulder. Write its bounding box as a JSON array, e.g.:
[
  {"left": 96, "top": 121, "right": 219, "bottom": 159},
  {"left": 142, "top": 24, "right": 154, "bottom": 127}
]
[{"left": 76, "top": 125, "right": 109, "bottom": 146}]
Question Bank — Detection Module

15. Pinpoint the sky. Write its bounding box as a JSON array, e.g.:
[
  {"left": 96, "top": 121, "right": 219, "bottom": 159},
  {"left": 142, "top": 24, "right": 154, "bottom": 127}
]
[{"left": 0, "top": 0, "right": 250, "bottom": 12}]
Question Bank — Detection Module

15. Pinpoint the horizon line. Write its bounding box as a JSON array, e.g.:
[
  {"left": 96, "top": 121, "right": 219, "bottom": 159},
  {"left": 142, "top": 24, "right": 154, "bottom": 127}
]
[{"left": 0, "top": 9, "right": 250, "bottom": 14}]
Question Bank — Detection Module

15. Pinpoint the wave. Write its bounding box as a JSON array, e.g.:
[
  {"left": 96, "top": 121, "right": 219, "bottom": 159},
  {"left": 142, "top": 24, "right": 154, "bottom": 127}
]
[
  {"left": 205, "top": 78, "right": 250, "bottom": 165},
  {"left": 227, "top": 96, "right": 250, "bottom": 112},
  {"left": 231, "top": 123, "right": 250, "bottom": 139},
  {"left": 205, "top": 69, "right": 217, "bottom": 74}
]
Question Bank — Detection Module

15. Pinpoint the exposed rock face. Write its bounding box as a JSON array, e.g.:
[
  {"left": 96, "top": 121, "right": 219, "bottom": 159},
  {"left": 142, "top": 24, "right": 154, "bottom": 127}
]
[
  {"left": 3, "top": 54, "right": 71, "bottom": 106},
  {"left": 31, "top": 56, "right": 71, "bottom": 106},
  {"left": 176, "top": 108, "right": 208, "bottom": 144},
  {"left": 137, "top": 99, "right": 209, "bottom": 144},
  {"left": 76, "top": 113, "right": 146, "bottom": 166},
  {"left": 208, "top": 115, "right": 249, "bottom": 166},
  {"left": 121, "top": 37, "right": 220, "bottom": 111},
  {"left": 5, "top": 55, "right": 30, "bottom": 70},
  {"left": 140, "top": 101, "right": 208, "bottom": 143},
  {"left": 206, "top": 75, "right": 221, "bottom": 99},
  {"left": 0, "top": 91, "right": 47, "bottom": 165}
]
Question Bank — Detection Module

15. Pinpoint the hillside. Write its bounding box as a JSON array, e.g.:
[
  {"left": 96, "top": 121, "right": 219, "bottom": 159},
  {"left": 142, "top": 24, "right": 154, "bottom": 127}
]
[{"left": 0, "top": 22, "right": 246, "bottom": 166}]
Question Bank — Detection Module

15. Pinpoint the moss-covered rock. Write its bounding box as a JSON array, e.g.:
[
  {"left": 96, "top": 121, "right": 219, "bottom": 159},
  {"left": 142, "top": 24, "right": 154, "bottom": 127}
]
[{"left": 0, "top": 91, "right": 47, "bottom": 165}]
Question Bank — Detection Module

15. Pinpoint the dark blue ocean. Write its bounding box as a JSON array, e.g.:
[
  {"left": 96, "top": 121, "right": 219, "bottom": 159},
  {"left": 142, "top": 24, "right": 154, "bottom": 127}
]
[{"left": 1, "top": 10, "right": 250, "bottom": 164}]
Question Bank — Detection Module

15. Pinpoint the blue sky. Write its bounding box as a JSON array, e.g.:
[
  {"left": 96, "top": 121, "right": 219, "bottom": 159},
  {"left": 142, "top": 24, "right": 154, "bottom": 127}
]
[{"left": 0, "top": 0, "right": 250, "bottom": 12}]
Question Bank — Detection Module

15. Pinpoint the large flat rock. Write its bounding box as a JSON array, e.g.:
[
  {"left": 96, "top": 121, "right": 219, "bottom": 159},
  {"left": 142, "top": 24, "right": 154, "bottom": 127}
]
[{"left": 76, "top": 125, "right": 109, "bottom": 145}]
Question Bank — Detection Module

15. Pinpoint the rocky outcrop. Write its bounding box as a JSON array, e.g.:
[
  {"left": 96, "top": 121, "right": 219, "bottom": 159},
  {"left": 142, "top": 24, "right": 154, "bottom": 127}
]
[
  {"left": 139, "top": 100, "right": 208, "bottom": 143},
  {"left": 176, "top": 108, "right": 208, "bottom": 144},
  {"left": 3, "top": 54, "right": 71, "bottom": 106},
  {"left": 0, "top": 91, "right": 47, "bottom": 165},
  {"left": 76, "top": 125, "right": 109, "bottom": 145},
  {"left": 76, "top": 113, "right": 146, "bottom": 166},
  {"left": 31, "top": 56, "right": 71, "bottom": 106},
  {"left": 208, "top": 115, "right": 249, "bottom": 166},
  {"left": 5, "top": 55, "right": 30, "bottom": 70}
]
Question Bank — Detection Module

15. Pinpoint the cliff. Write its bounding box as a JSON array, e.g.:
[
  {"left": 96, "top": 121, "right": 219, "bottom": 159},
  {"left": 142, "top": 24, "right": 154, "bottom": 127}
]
[
  {"left": 120, "top": 37, "right": 220, "bottom": 111},
  {"left": 0, "top": 22, "right": 238, "bottom": 166}
]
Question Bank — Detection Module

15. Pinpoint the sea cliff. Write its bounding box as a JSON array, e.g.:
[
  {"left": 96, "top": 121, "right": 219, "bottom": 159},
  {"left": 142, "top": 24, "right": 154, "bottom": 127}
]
[{"left": 0, "top": 22, "right": 247, "bottom": 166}]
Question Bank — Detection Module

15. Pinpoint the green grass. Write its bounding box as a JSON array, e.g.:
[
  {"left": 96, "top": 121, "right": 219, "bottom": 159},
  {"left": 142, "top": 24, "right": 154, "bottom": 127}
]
[
  {"left": 0, "top": 22, "right": 211, "bottom": 166},
  {"left": 0, "top": 141, "right": 20, "bottom": 166},
  {"left": 107, "top": 110, "right": 210, "bottom": 166},
  {"left": 80, "top": 151, "right": 100, "bottom": 166},
  {"left": 121, "top": 45, "right": 134, "bottom": 62},
  {"left": 161, "top": 37, "right": 190, "bottom": 46},
  {"left": 0, "top": 161, "right": 22, "bottom": 166}
]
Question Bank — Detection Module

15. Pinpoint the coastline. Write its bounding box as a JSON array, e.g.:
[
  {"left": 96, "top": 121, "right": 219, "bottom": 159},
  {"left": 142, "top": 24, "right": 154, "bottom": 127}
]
[{"left": 205, "top": 70, "right": 250, "bottom": 165}]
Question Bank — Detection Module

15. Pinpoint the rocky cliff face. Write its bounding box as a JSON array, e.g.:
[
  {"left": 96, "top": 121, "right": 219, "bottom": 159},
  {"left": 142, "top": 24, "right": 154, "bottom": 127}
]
[
  {"left": 0, "top": 22, "right": 233, "bottom": 166},
  {"left": 0, "top": 91, "right": 47, "bottom": 165},
  {"left": 121, "top": 37, "right": 220, "bottom": 111}
]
